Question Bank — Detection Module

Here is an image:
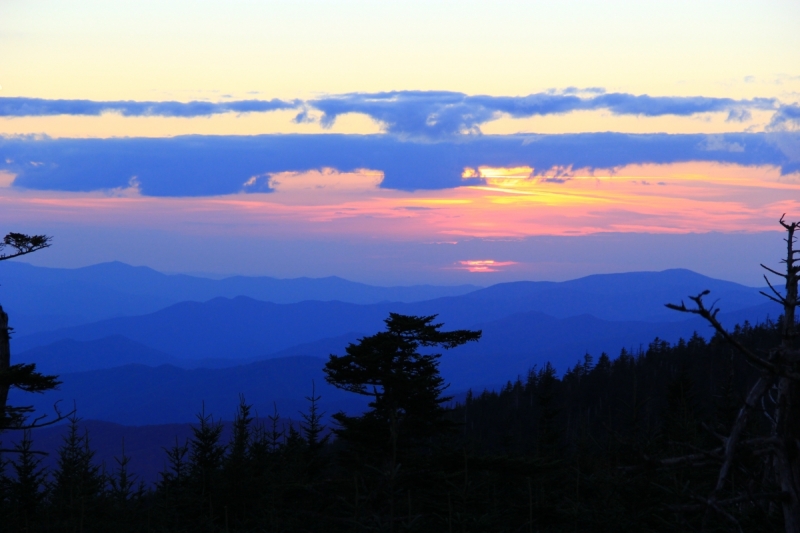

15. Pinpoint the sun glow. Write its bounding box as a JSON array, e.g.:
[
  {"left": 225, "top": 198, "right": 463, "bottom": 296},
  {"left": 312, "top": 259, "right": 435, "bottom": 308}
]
[
  {"left": 1, "top": 162, "right": 798, "bottom": 246},
  {"left": 456, "top": 260, "right": 518, "bottom": 273}
]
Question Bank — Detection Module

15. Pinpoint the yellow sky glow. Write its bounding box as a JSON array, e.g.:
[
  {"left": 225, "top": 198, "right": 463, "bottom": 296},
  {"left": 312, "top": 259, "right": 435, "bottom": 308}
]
[
  {"left": 1, "top": 163, "right": 797, "bottom": 245},
  {"left": 0, "top": 108, "right": 788, "bottom": 139}
]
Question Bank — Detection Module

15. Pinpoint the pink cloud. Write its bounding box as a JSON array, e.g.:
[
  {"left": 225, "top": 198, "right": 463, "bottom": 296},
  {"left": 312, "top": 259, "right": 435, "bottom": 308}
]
[
  {"left": 455, "top": 260, "right": 518, "bottom": 273},
  {"left": 1, "top": 162, "right": 798, "bottom": 246}
]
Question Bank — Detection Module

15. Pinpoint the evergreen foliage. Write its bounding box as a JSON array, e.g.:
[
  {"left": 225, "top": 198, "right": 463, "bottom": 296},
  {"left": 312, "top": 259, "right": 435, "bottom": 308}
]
[
  {"left": 6, "top": 221, "right": 800, "bottom": 533},
  {"left": 49, "top": 415, "right": 104, "bottom": 530},
  {"left": 2, "top": 316, "right": 791, "bottom": 531},
  {"left": 0, "top": 231, "right": 63, "bottom": 432},
  {"left": 7, "top": 431, "right": 48, "bottom": 531}
]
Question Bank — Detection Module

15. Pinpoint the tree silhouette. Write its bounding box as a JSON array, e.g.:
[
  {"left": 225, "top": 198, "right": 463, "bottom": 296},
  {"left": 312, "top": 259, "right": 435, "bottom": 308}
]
[
  {"left": 0, "top": 232, "right": 65, "bottom": 432},
  {"left": 7, "top": 430, "right": 48, "bottom": 530},
  {"left": 325, "top": 313, "right": 481, "bottom": 442},
  {"left": 49, "top": 415, "right": 104, "bottom": 530},
  {"left": 666, "top": 215, "right": 800, "bottom": 532},
  {"left": 324, "top": 313, "right": 480, "bottom": 531}
]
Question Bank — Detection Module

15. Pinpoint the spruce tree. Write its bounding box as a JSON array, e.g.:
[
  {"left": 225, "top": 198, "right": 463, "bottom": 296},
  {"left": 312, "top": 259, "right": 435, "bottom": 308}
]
[
  {"left": 188, "top": 408, "right": 226, "bottom": 528},
  {"left": 107, "top": 438, "right": 145, "bottom": 526},
  {"left": 49, "top": 416, "right": 105, "bottom": 530},
  {"left": 222, "top": 396, "right": 254, "bottom": 530},
  {"left": 8, "top": 431, "right": 47, "bottom": 531}
]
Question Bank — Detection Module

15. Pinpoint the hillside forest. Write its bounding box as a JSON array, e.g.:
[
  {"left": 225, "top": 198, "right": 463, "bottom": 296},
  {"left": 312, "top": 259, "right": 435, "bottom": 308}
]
[{"left": 0, "top": 219, "right": 798, "bottom": 533}]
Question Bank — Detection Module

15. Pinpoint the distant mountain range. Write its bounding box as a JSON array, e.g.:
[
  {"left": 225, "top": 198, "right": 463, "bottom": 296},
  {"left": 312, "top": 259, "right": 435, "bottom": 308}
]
[
  {"left": 13, "top": 267, "right": 771, "bottom": 359},
  {"left": 0, "top": 261, "right": 480, "bottom": 335},
  {"left": 3, "top": 262, "right": 781, "bottom": 426},
  {"left": 12, "top": 303, "right": 779, "bottom": 426}
]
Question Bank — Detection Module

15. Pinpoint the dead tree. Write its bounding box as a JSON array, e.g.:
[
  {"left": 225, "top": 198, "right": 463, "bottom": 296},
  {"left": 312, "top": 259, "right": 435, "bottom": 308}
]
[
  {"left": 0, "top": 232, "right": 67, "bottom": 432},
  {"left": 666, "top": 215, "right": 800, "bottom": 532}
]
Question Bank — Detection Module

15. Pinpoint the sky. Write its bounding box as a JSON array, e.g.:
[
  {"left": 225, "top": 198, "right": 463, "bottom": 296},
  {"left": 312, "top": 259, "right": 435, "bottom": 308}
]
[{"left": 1, "top": 0, "right": 799, "bottom": 286}]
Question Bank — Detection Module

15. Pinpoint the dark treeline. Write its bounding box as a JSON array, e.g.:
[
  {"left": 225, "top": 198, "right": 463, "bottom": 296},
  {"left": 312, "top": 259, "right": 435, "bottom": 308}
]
[{"left": 0, "top": 318, "right": 787, "bottom": 532}]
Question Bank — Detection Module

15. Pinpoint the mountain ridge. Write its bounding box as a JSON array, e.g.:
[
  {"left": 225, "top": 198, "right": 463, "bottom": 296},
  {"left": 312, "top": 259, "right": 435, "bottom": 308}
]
[
  {"left": 0, "top": 260, "right": 481, "bottom": 335},
  {"left": 10, "top": 300, "right": 781, "bottom": 426},
  {"left": 12, "top": 268, "right": 771, "bottom": 360}
]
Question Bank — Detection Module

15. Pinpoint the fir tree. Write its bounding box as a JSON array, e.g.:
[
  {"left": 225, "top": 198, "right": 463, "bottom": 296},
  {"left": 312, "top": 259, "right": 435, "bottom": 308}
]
[
  {"left": 107, "top": 439, "right": 144, "bottom": 514},
  {"left": 49, "top": 415, "right": 105, "bottom": 531},
  {"left": 188, "top": 407, "right": 226, "bottom": 528},
  {"left": 8, "top": 431, "right": 47, "bottom": 531}
]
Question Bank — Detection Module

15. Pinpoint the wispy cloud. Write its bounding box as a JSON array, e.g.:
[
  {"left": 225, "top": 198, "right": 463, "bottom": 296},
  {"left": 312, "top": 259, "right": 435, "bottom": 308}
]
[
  {"left": 308, "top": 90, "right": 777, "bottom": 138},
  {"left": 0, "top": 90, "right": 779, "bottom": 138},
  {"left": 0, "top": 97, "right": 298, "bottom": 118},
  {"left": 768, "top": 104, "right": 800, "bottom": 131}
]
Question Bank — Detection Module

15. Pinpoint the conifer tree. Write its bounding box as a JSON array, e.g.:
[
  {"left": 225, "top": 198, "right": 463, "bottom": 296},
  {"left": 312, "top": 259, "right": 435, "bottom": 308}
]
[
  {"left": 222, "top": 396, "right": 255, "bottom": 530},
  {"left": 107, "top": 439, "right": 143, "bottom": 510},
  {"left": 156, "top": 437, "right": 191, "bottom": 529},
  {"left": 188, "top": 408, "right": 226, "bottom": 527},
  {"left": 49, "top": 415, "right": 105, "bottom": 530},
  {"left": 534, "top": 362, "right": 561, "bottom": 460},
  {"left": 0, "top": 232, "right": 64, "bottom": 431},
  {"left": 300, "top": 381, "right": 328, "bottom": 454},
  {"left": 325, "top": 313, "right": 481, "bottom": 447},
  {"left": 8, "top": 430, "right": 47, "bottom": 531},
  {"left": 324, "top": 313, "right": 480, "bottom": 532}
]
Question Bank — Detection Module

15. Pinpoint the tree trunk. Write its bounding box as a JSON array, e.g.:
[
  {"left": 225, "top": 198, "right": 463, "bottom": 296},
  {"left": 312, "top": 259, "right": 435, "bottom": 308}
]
[
  {"left": 775, "top": 222, "right": 800, "bottom": 532},
  {"left": 777, "top": 220, "right": 800, "bottom": 532},
  {"left": 0, "top": 305, "right": 10, "bottom": 423},
  {"left": 775, "top": 375, "right": 800, "bottom": 533}
]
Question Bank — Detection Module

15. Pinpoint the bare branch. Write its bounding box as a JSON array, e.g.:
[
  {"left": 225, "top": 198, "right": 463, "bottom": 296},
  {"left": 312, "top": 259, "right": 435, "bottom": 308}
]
[
  {"left": 666, "top": 491, "right": 789, "bottom": 511},
  {"left": 711, "top": 376, "right": 774, "bottom": 499},
  {"left": 761, "top": 394, "right": 778, "bottom": 426},
  {"left": 762, "top": 263, "right": 788, "bottom": 279},
  {"left": 706, "top": 500, "right": 743, "bottom": 532},
  {"left": 666, "top": 292, "right": 799, "bottom": 379},
  {"left": 620, "top": 436, "right": 780, "bottom": 472},
  {"left": 3, "top": 401, "right": 74, "bottom": 431},
  {"left": 701, "top": 422, "right": 728, "bottom": 444},
  {"left": 783, "top": 348, "right": 800, "bottom": 362},
  {"left": 0, "top": 447, "right": 48, "bottom": 455},
  {"left": 763, "top": 274, "right": 787, "bottom": 303},
  {"left": 760, "top": 291, "right": 786, "bottom": 306}
]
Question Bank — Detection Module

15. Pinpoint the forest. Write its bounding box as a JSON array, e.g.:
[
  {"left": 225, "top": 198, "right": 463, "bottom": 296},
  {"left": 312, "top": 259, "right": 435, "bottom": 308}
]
[{"left": 0, "top": 220, "right": 798, "bottom": 533}]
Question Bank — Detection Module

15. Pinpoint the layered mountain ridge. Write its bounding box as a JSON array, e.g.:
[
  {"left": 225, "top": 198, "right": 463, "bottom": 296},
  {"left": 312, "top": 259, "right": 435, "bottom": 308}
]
[{"left": 4, "top": 262, "right": 778, "bottom": 426}]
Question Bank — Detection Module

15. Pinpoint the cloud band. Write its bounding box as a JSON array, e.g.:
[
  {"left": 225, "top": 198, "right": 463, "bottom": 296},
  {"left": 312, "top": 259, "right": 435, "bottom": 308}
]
[
  {"left": 1, "top": 132, "right": 797, "bottom": 196},
  {"left": 0, "top": 90, "right": 779, "bottom": 138},
  {"left": 0, "top": 97, "right": 299, "bottom": 118}
]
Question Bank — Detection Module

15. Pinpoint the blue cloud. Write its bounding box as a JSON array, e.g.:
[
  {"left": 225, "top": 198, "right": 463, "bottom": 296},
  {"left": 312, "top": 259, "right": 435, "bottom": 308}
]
[
  {"left": 0, "top": 97, "right": 298, "bottom": 118},
  {"left": 769, "top": 104, "right": 800, "bottom": 131},
  {"left": 1, "top": 132, "right": 796, "bottom": 197},
  {"left": 308, "top": 91, "right": 777, "bottom": 137},
  {"left": 0, "top": 91, "right": 779, "bottom": 137}
]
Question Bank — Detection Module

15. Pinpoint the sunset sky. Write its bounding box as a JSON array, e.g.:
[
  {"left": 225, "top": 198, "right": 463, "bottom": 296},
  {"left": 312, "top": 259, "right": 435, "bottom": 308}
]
[{"left": 1, "top": 1, "right": 799, "bottom": 285}]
